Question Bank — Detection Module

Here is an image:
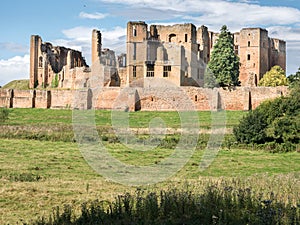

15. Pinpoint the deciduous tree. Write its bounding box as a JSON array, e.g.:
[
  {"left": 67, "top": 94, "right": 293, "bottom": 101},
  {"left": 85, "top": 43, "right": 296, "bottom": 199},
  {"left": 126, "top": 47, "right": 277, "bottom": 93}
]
[{"left": 258, "top": 65, "right": 288, "bottom": 86}]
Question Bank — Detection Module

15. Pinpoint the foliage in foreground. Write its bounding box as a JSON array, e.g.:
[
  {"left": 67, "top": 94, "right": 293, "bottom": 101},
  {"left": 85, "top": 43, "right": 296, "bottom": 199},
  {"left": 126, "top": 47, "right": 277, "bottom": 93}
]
[
  {"left": 258, "top": 65, "right": 288, "bottom": 87},
  {"left": 233, "top": 84, "right": 300, "bottom": 152},
  {"left": 33, "top": 184, "right": 300, "bottom": 225}
]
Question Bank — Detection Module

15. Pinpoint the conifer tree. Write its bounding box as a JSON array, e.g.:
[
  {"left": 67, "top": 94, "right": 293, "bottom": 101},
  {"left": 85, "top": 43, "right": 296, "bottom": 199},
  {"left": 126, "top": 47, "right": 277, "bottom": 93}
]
[{"left": 207, "top": 25, "right": 240, "bottom": 87}]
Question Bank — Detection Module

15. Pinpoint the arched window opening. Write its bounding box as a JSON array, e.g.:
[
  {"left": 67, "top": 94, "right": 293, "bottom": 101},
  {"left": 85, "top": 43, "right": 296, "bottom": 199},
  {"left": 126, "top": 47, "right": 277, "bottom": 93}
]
[{"left": 169, "top": 33, "right": 176, "bottom": 42}]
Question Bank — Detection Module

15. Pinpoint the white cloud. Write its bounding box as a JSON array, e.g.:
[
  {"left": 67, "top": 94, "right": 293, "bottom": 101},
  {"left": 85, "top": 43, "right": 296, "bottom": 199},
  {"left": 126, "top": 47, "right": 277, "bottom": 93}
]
[
  {"left": 267, "top": 26, "right": 300, "bottom": 42},
  {"left": 0, "top": 55, "right": 29, "bottom": 86},
  {"left": 61, "top": 26, "right": 92, "bottom": 42},
  {"left": 100, "top": 0, "right": 300, "bottom": 29},
  {"left": 79, "top": 12, "right": 108, "bottom": 20},
  {"left": 98, "top": 0, "right": 300, "bottom": 74},
  {"left": 111, "top": 7, "right": 182, "bottom": 21},
  {"left": 102, "top": 26, "right": 127, "bottom": 53}
]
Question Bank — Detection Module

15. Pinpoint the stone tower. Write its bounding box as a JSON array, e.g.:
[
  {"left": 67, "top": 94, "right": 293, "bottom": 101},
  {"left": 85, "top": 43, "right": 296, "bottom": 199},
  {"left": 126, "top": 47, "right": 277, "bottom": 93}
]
[
  {"left": 238, "top": 28, "right": 270, "bottom": 86},
  {"left": 126, "top": 21, "right": 148, "bottom": 85},
  {"left": 30, "top": 35, "right": 42, "bottom": 89},
  {"left": 91, "top": 29, "right": 102, "bottom": 65},
  {"left": 197, "top": 25, "right": 210, "bottom": 64}
]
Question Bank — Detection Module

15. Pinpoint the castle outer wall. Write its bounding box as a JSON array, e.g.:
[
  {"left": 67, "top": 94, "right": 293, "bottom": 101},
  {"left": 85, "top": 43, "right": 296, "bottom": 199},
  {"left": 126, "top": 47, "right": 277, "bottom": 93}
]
[{"left": 0, "top": 86, "right": 288, "bottom": 111}]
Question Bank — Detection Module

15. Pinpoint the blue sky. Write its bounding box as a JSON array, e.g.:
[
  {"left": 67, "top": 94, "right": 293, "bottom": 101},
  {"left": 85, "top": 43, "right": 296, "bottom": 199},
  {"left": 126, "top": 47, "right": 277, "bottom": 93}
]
[{"left": 0, "top": 0, "right": 300, "bottom": 86}]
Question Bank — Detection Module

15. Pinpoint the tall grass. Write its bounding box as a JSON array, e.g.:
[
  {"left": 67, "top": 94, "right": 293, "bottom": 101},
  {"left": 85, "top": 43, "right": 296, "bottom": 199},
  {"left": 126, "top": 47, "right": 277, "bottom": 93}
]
[
  {"left": 0, "top": 107, "right": 9, "bottom": 123},
  {"left": 32, "top": 182, "right": 300, "bottom": 225}
]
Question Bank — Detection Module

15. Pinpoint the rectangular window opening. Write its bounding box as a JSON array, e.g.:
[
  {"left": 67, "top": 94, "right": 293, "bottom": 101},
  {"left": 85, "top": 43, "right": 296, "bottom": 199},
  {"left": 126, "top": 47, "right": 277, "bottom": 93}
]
[
  {"left": 248, "top": 41, "right": 251, "bottom": 47},
  {"left": 133, "top": 66, "right": 136, "bottom": 77},
  {"left": 185, "top": 34, "right": 188, "bottom": 42},
  {"left": 247, "top": 54, "right": 251, "bottom": 61},
  {"left": 163, "top": 65, "right": 171, "bottom": 77},
  {"left": 146, "top": 64, "right": 155, "bottom": 77},
  {"left": 133, "top": 43, "right": 136, "bottom": 60}
]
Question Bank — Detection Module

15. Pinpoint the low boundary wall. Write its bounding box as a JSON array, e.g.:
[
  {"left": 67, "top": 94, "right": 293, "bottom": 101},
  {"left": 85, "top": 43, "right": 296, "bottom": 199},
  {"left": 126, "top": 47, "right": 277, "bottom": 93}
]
[{"left": 0, "top": 86, "right": 289, "bottom": 111}]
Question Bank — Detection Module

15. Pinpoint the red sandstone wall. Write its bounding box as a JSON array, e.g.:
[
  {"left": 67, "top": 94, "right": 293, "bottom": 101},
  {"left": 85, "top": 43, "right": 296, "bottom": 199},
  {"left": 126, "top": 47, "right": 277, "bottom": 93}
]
[
  {"left": 137, "top": 87, "right": 213, "bottom": 111},
  {"left": 0, "top": 86, "right": 289, "bottom": 111},
  {"left": 13, "top": 90, "right": 35, "bottom": 108},
  {"left": 35, "top": 90, "right": 50, "bottom": 109},
  {"left": 93, "top": 88, "right": 122, "bottom": 110},
  {"left": 218, "top": 88, "right": 250, "bottom": 111},
  {"left": 0, "top": 89, "right": 12, "bottom": 108},
  {"left": 250, "top": 86, "right": 288, "bottom": 109},
  {"left": 51, "top": 90, "right": 74, "bottom": 109},
  {"left": 183, "top": 87, "right": 215, "bottom": 111}
]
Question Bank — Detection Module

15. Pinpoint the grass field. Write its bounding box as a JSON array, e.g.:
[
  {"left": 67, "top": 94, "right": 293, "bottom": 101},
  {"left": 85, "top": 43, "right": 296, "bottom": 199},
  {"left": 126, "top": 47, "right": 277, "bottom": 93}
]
[
  {"left": 1, "top": 138, "right": 299, "bottom": 224},
  {"left": 0, "top": 109, "right": 299, "bottom": 224},
  {"left": 3, "top": 108, "right": 246, "bottom": 127},
  {"left": 0, "top": 109, "right": 247, "bottom": 142},
  {"left": 1, "top": 79, "right": 29, "bottom": 90}
]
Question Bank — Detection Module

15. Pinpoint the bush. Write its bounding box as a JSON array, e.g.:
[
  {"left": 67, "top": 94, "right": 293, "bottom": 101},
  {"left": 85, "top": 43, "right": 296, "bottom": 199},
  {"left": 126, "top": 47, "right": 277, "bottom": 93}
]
[
  {"left": 0, "top": 107, "right": 9, "bottom": 123},
  {"left": 233, "top": 110, "right": 268, "bottom": 144},
  {"left": 233, "top": 83, "right": 300, "bottom": 150}
]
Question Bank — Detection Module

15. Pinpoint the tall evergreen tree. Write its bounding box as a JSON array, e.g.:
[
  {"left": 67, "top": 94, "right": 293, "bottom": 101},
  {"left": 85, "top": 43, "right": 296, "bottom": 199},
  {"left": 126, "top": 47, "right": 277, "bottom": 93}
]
[{"left": 207, "top": 25, "right": 240, "bottom": 87}]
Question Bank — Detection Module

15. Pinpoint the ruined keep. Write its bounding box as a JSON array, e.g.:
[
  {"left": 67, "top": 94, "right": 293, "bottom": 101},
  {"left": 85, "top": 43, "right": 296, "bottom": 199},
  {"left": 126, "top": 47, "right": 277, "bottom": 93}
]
[
  {"left": 127, "top": 22, "right": 203, "bottom": 87},
  {"left": 126, "top": 22, "right": 286, "bottom": 87},
  {"left": 0, "top": 21, "right": 287, "bottom": 111},
  {"left": 29, "top": 21, "right": 286, "bottom": 90}
]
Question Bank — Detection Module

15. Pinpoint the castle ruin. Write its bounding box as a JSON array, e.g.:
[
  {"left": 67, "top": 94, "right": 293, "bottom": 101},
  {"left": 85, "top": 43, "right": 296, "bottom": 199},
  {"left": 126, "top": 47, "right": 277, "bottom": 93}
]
[
  {"left": 0, "top": 21, "right": 287, "bottom": 111},
  {"left": 29, "top": 21, "right": 286, "bottom": 89}
]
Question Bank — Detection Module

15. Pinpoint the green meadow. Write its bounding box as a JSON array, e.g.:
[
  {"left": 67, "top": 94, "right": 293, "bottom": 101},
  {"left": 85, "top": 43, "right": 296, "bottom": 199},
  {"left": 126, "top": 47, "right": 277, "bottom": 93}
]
[{"left": 0, "top": 109, "right": 299, "bottom": 224}]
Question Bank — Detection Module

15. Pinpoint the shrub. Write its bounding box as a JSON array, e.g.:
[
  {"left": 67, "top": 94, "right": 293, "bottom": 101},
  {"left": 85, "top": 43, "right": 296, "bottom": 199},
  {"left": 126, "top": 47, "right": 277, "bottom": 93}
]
[
  {"left": 233, "top": 110, "right": 268, "bottom": 144},
  {"left": 233, "top": 83, "right": 300, "bottom": 150}
]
